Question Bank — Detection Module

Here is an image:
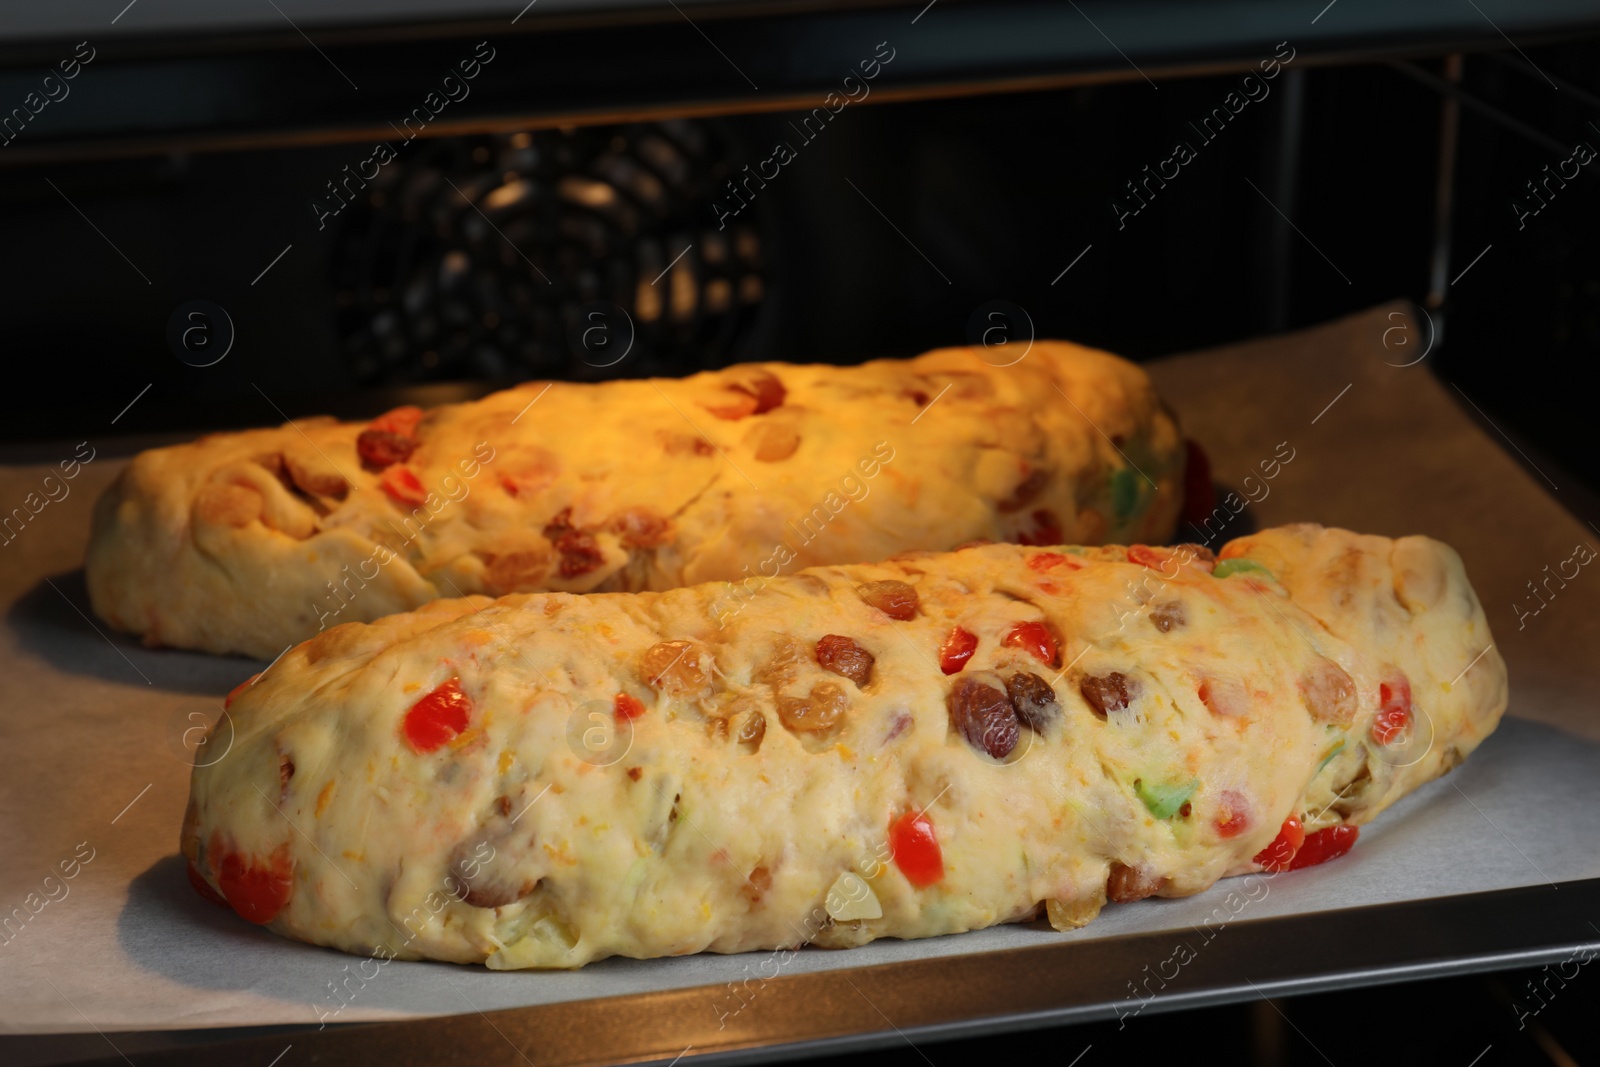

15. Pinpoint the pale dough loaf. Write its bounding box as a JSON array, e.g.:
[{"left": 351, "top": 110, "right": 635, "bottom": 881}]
[
  {"left": 88, "top": 342, "right": 1184, "bottom": 658},
  {"left": 182, "top": 524, "right": 1506, "bottom": 969}
]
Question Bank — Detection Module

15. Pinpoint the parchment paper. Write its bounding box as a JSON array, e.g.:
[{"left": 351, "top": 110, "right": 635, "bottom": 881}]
[{"left": 2, "top": 302, "right": 1596, "bottom": 1036}]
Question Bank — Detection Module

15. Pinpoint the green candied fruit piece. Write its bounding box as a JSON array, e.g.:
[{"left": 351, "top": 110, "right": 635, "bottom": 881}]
[
  {"left": 1315, "top": 739, "right": 1346, "bottom": 775},
  {"left": 1212, "top": 558, "right": 1275, "bottom": 581},
  {"left": 1134, "top": 777, "right": 1199, "bottom": 820},
  {"left": 1110, "top": 467, "right": 1144, "bottom": 521}
]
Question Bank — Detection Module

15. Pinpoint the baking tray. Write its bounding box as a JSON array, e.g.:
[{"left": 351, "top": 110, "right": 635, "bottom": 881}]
[{"left": 2, "top": 303, "right": 1598, "bottom": 1065}]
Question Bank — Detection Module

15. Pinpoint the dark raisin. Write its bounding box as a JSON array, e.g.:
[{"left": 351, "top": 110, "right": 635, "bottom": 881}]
[
  {"left": 1176, "top": 543, "right": 1216, "bottom": 567},
  {"left": 609, "top": 507, "right": 672, "bottom": 548},
  {"left": 1079, "top": 672, "right": 1136, "bottom": 718},
  {"left": 542, "top": 507, "right": 576, "bottom": 539},
  {"left": 1178, "top": 802, "right": 1192, "bottom": 818},
  {"left": 1149, "top": 601, "right": 1187, "bottom": 633},
  {"left": 1107, "top": 862, "right": 1161, "bottom": 903},
  {"left": 554, "top": 530, "right": 604, "bottom": 577},
  {"left": 998, "top": 467, "right": 1051, "bottom": 513},
  {"left": 947, "top": 676, "right": 1019, "bottom": 759},
  {"left": 1005, "top": 672, "right": 1061, "bottom": 731},
  {"left": 740, "top": 370, "right": 786, "bottom": 414},
  {"left": 1017, "top": 508, "right": 1063, "bottom": 546},
  {"left": 278, "top": 754, "right": 295, "bottom": 804},
  {"left": 542, "top": 509, "right": 604, "bottom": 576},
  {"left": 816, "top": 634, "right": 874, "bottom": 688},
  {"left": 859, "top": 580, "right": 919, "bottom": 620},
  {"left": 356, "top": 429, "right": 416, "bottom": 472}
]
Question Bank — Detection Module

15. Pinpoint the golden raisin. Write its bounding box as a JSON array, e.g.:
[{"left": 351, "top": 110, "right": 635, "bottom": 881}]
[
  {"left": 1301, "top": 660, "right": 1357, "bottom": 726},
  {"left": 754, "top": 634, "right": 808, "bottom": 689},
  {"left": 752, "top": 423, "right": 801, "bottom": 462},
  {"left": 736, "top": 710, "right": 766, "bottom": 753},
  {"left": 640, "top": 640, "right": 713, "bottom": 698},
  {"left": 740, "top": 865, "right": 773, "bottom": 905},
  {"left": 816, "top": 634, "right": 874, "bottom": 688},
  {"left": 1107, "top": 862, "right": 1161, "bottom": 903},
  {"left": 858, "top": 580, "right": 919, "bottom": 620},
  {"left": 776, "top": 682, "right": 849, "bottom": 735},
  {"left": 482, "top": 548, "right": 553, "bottom": 595},
  {"left": 195, "top": 483, "right": 262, "bottom": 528},
  {"left": 284, "top": 455, "right": 349, "bottom": 499}
]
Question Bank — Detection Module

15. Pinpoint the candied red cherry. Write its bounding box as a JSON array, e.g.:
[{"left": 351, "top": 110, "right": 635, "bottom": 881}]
[
  {"left": 216, "top": 845, "right": 294, "bottom": 924},
  {"left": 1002, "top": 621, "right": 1059, "bottom": 667},
  {"left": 379, "top": 465, "right": 428, "bottom": 506},
  {"left": 1126, "top": 544, "right": 1169, "bottom": 570},
  {"left": 404, "top": 678, "right": 472, "bottom": 753},
  {"left": 888, "top": 810, "right": 944, "bottom": 887},
  {"left": 1289, "top": 825, "right": 1359, "bottom": 869},
  {"left": 1213, "top": 789, "right": 1252, "bottom": 839},
  {"left": 1253, "top": 815, "right": 1306, "bottom": 871},
  {"left": 369, "top": 405, "right": 424, "bottom": 437},
  {"left": 939, "top": 627, "right": 978, "bottom": 675},
  {"left": 1373, "top": 673, "right": 1413, "bottom": 746}
]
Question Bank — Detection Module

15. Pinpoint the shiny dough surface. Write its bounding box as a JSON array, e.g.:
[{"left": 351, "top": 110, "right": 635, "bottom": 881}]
[
  {"left": 87, "top": 342, "right": 1184, "bottom": 658},
  {"left": 183, "top": 524, "right": 1506, "bottom": 969}
]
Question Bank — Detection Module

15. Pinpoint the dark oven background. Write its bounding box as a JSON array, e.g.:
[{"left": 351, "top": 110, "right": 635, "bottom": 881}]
[{"left": 1, "top": 37, "right": 1596, "bottom": 497}]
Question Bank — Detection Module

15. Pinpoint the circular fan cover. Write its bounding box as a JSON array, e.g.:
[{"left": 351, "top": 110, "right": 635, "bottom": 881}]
[{"left": 333, "top": 121, "right": 765, "bottom": 385}]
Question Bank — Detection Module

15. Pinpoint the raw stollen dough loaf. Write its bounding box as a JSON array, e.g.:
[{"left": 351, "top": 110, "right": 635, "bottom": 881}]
[
  {"left": 88, "top": 342, "right": 1185, "bottom": 658},
  {"left": 182, "top": 523, "right": 1506, "bottom": 969}
]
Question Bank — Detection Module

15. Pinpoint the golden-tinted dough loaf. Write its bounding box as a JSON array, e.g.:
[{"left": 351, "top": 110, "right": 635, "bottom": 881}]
[
  {"left": 183, "top": 524, "right": 1505, "bottom": 969},
  {"left": 88, "top": 342, "right": 1184, "bottom": 658}
]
